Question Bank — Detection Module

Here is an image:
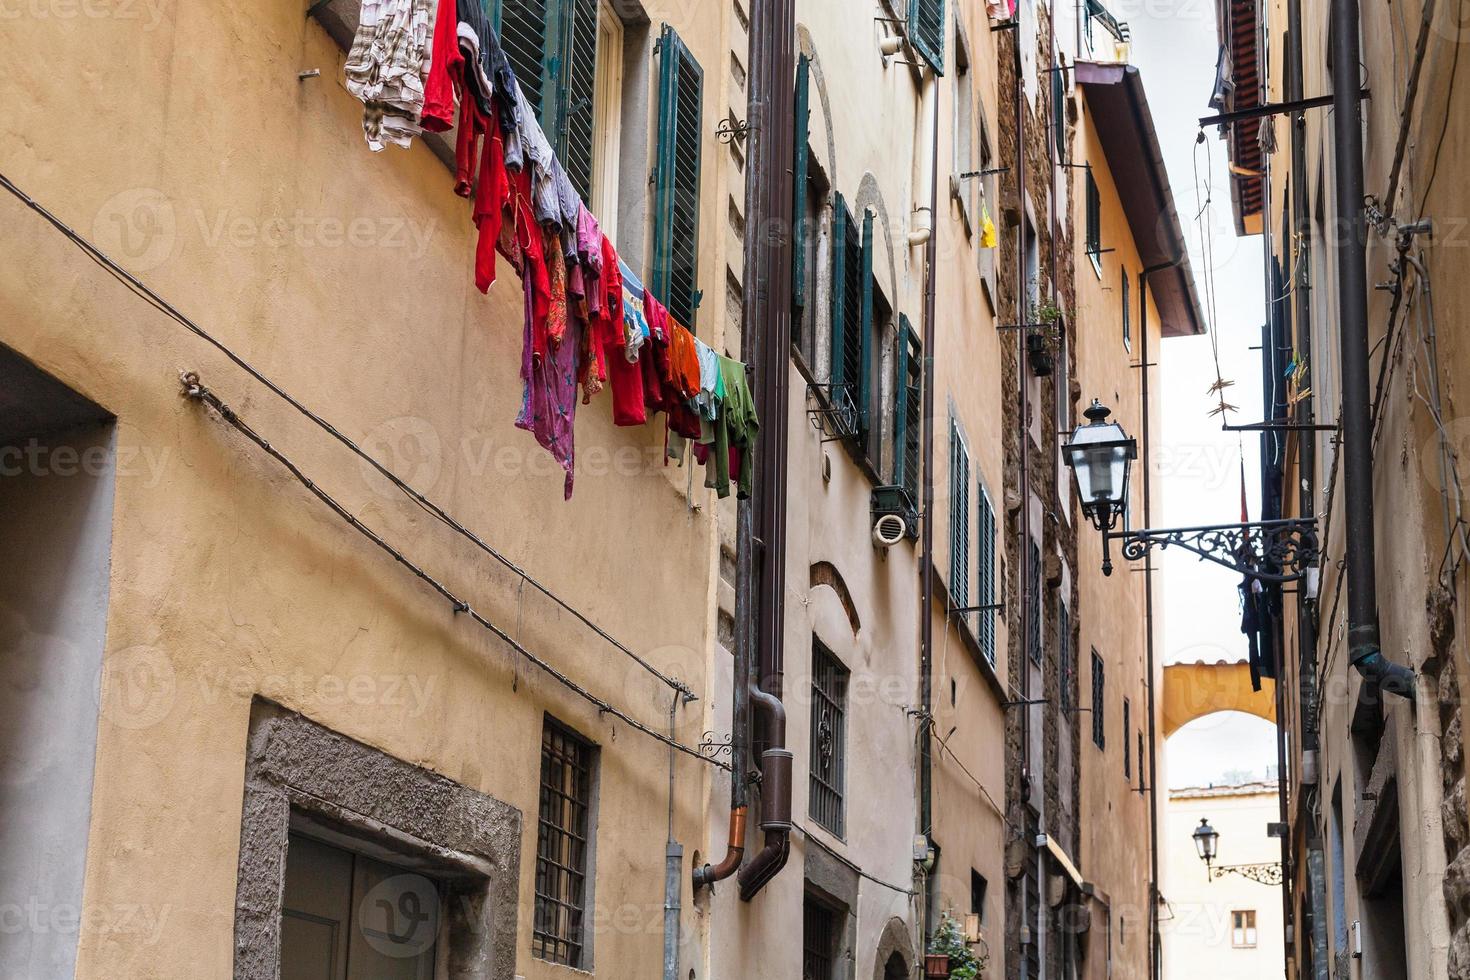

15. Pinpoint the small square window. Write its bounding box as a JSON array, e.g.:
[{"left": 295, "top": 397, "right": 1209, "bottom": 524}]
[{"left": 1231, "top": 910, "right": 1258, "bottom": 948}]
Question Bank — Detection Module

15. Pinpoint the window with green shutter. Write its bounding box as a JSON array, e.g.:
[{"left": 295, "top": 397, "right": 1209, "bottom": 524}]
[
  {"left": 1084, "top": 170, "right": 1102, "bottom": 275},
  {"left": 491, "top": 0, "right": 602, "bottom": 202},
  {"left": 979, "top": 483, "right": 997, "bottom": 664},
  {"left": 908, "top": 0, "right": 946, "bottom": 74},
  {"left": 949, "top": 418, "right": 971, "bottom": 618},
  {"left": 828, "top": 196, "right": 874, "bottom": 442},
  {"left": 1051, "top": 62, "right": 1067, "bottom": 165},
  {"left": 652, "top": 24, "right": 704, "bottom": 327},
  {"left": 893, "top": 317, "right": 922, "bottom": 503},
  {"left": 792, "top": 54, "right": 811, "bottom": 329},
  {"left": 1027, "top": 539, "right": 1041, "bottom": 665}
]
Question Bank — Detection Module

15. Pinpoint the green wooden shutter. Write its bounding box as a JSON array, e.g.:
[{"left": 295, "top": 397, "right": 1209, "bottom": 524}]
[
  {"left": 653, "top": 25, "right": 705, "bottom": 326},
  {"left": 894, "top": 317, "right": 922, "bottom": 501},
  {"left": 792, "top": 55, "right": 811, "bottom": 318},
  {"left": 829, "top": 193, "right": 849, "bottom": 390},
  {"left": 893, "top": 316, "right": 910, "bottom": 487},
  {"left": 496, "top": 0, "right": 554, "bottom": 123},
  {"left": 907, "top": 0, "right": 946, "bottom": 74},
  {"left": 858, "top": 208, "right": 874, "bottom": 441},
  {"left": 559, "top": 0, "right": 600, "bottom": 202},
  {"left": 949, "top": 419, "right": 970, "bottom": 613},
  {"left": 979, "top": 486, "right": 996, "bottom": 663},
  {"left": 1052, "top": 65, "right": 1067, "bottom": 164}
]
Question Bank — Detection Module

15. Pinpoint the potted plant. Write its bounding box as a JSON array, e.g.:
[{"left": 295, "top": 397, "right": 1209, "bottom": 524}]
[
  {"left": 926, "top": 912, "right": 986, "bottom": 978},
  {"left": 1025, "top": 301, "right": 1066, "bottom": 378}
]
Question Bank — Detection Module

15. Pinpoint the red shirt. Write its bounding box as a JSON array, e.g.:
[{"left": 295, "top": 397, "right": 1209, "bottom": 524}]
[{"left": 421, "top": 0, "right": 461, "bottom": 133}]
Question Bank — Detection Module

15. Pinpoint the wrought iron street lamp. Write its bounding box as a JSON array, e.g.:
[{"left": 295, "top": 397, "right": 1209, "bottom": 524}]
[
  {"left": 1191, "top": 816, "right": 1282, "bottom": 885},
  {"left": 1061, "top": 399, "right": 1321, "bottom": 582}
]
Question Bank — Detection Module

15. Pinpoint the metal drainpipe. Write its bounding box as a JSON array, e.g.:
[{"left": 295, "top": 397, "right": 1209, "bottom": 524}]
[
  {"left": 1328, "top": 0, "right": 1415, "bottom": 698},
  {"left": 919, "top": 61, "right": 941, "bottom": 894},
  {"left": 1014, "top": 0, "right": 1031, "bottom": 812},
  {"left": 736, "top": 0, "right": 796, "bottom": 902},
  {"left": 664, "top": 700, "right": 683, "bottom": 980}
]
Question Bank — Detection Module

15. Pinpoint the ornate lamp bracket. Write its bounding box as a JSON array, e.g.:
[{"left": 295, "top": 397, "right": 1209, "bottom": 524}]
[
  {"left": 1104, "top": 517, "right": 1319, "bottom": 583},
  {"left": 1210, "top": 862, "right": 1284, "bottom": 886}
]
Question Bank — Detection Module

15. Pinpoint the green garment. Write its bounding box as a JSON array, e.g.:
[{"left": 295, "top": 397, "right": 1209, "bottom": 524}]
[{"left": 700, "top": 355, "right": 759, "bottom": 498}]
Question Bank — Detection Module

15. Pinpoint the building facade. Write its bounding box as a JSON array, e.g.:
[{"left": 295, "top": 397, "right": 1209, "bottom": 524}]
[{"left": 0, "top": 1, "right": 1199, "bottom": 978}]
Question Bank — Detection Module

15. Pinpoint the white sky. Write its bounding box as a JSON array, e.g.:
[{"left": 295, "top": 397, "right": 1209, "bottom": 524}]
[{"left": 1123, "top": 1, "right": 1280, "bottom": 788}]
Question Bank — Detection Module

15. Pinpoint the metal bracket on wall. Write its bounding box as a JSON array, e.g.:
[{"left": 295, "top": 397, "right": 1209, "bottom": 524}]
[
  {"left": 1106, "top": 517, "right": 1320, "bottom": 583},
  {"left": 1210, "top": 862, "right": 1284, "bottom": 886},
  {"left": 716, "top": 117, "right": 752, "bottom": 145},
  {"left": 806, "top": 382, "right": 860, "bottom": 443},
  {"left": 1199, "top": 90, "right": 1370, "bottom": 128}
]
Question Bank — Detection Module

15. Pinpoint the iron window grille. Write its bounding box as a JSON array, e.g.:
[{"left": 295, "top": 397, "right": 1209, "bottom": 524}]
[
  {"left": 809, "top": 641, "right": 849, "bottom": 837},
  {"left": 803, "top": 895, "right": 841, "bottom": 979},
  {"left": 1059, "top": 601, "right": 1073, "bottom": 712},
  {"left": 533, "top": 718, "right": 595, "bottom": 967},
  {"left": 1122, "top": 697, "right": 1132, "bottom": 779},
  {"left": 1027, "top": 540, "right": 1042, "bottom": 665},
  {"left": 1091, "top": 650, "right": 1106, "bottom": 749}
]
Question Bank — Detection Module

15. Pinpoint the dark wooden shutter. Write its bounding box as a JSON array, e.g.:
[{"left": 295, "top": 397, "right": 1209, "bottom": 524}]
[
  {"left": 559, "top": 0, "right": 600, "bottom": 202},
  {"left": 1085, "top": 170, "right": 1101, "bottom": 264},
  {"left": 1052, "top": 64, "right": 1067, "bottom": 164},
  {"left": 893, "top": 316, "right": 922, "bottom": 500},
  {"left": 1027, "top": 539, "right": 1041, "bottom": 664},
  {"left": 907, "top": 0, "right": 946, "bottom": 74},
  {"left": 830, "top": 192, "right": 849, "bottom": 393},
  {"left": 980, "top": 486, "right": 996, "bottom": 662},
  {"left": 858, "top": 208, "right": 875, "bottom": 441},
  {"left": 792, "top": 54, "right": 811, "bottom": 321},
  {"left": 949, "top": 419, "right": 970, "bottom": 613},
  {"left": 653, "top": 24, "right": 704, "bottom": 326}
]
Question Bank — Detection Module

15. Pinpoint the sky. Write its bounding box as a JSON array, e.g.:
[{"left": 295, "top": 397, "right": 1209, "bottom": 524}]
[{"left": 1122, "top": 0, "right": 1281, "bottom": 788}]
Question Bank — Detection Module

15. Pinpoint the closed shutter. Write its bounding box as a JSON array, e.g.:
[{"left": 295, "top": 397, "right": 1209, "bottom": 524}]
[
  {"left": 830, "top": 193, "right": 849, "bottom": 392},
  {"left": 497, "top": 0, "right": 553, "bottom": 120},
  {"left": 949, "top": 419, "right": 970, "bottom": 614},
  {"left": 858, "top": 208, "right": 875, "bottom": 443},
  {"left": 1052, "top": 64, "right": 1067, "bottom": 164},
  {"left": 792, "top": 55, "right": 811, "bottom": 320},
  {"left": 979, "top": 485, "right": 996, "bottom": 663},
  {"left": 1091, "top": 651, "right": 1106, "bottom": 748},
  {"left": 653, "top": 24, "right": 704, "bottom": 326},
  {"left": 559, "top": 0, "right": 600, "bottom": 201},
  {"left": 908, "top": 0, "right": 946, "bottom": 74},
  {"left": 893, "top": 317, "right": 922, "bottom": 501},
  {"left": 1085, "top": 170, "right": 1101, "bottom": 269},
  {"left": 1027, "top": 540, "right": 1041, "bottom": 664}
]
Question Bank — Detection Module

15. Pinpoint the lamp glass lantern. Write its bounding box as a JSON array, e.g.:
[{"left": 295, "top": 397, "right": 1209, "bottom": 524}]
[
  {"left": 1063, "top": 400, "right": 1138, "bottom": 532},
  {"left": 1192, "top": 817, "right": 1219, "bottom": 867}
]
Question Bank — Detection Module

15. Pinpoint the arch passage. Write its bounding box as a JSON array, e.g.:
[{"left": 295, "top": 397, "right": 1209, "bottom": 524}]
[{"left": 1162, "top": 661, "right": 1277, "bottom": 737}]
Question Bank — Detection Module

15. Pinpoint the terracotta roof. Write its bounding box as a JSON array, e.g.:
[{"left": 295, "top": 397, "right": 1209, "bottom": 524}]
[
  {"left": 1171, "top": 781, "right": 1280, "bottom": 799},
  {"left": 1216, "top": 0, "right": 1264, "bottom": 235}
]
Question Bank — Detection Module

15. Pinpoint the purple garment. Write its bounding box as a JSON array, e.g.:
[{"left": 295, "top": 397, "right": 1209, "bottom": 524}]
[
  {"left": 576, "top": 204, "right": 604, "bottom": 314},
  {"left": 515, "top": 275, "right": 581, "bottom": 499}
]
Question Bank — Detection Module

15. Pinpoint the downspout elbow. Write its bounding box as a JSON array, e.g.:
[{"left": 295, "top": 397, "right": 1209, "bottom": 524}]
[
  {"left": 749, "top": 683, "right": 787, "bottom": 746},
  {"left": 739, "top": 686, "right": 792, "bottom": 900},
  {"left": 692, "top": 806, "right": 748, "bottom": 889},
  {"left": 1351, "top": 645, "right": 1416, "bottom": 699}
]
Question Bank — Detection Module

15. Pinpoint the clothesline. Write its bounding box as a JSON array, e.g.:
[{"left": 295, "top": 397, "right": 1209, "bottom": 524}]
[{"left": 345, "top": 0, "right": 757, "bottom": 501}]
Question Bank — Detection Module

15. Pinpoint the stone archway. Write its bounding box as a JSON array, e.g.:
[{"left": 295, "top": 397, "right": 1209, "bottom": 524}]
[
  {"left": 1162, "top": 660, "right": 1277, "bottom": 737},
  {"left": 872, "top": 917, "right": 915, "bottom": 980}
]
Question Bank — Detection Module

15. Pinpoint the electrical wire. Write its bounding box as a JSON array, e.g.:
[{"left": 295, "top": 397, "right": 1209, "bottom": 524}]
[
  {"left": 1415, "top": 1, "right": 1463, "bottom": 218},
  {"left": 180, "top": 376, "right": 726, "bottom": 770},
  {"left": 0, "top": 169, "right": 694, "bottom": 702}
]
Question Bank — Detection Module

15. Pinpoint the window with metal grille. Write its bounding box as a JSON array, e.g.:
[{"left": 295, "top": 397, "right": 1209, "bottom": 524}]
[
  {"left": 829, "top": 195, "right": 873, "bottom": 441},
  {"left": 492, "top": 0, "right": 602, "bottom": 203},
  {"left": 1122, "top": 697, "right": 1131, "bottom": 779},
  {"left": 793, "top": 52, "right": 811, "bottom": 343},
  {"left": 978, "top": 484, "right": 997, "bottom": 665},
  {"left": 1138, "top": 731, "right": 1146, "bottom": 791},
  {"left": 1122, "top": 264, "right": 1132, "bottom": 351},
  {"left": 809, "top": 640, "right": 849, "bottom": 837},
  {"left": 803, "top": 896, "right": 841, "bottom": 979},
  {"left": 1084, "top": 170, "right": 1102, "bottom": 275},
  {"left": 1027, "top": 540, "right": 1041, "bottom": 665},
  {"left": 949, "top": 418, "right": 971, "bottom": 619},
  {"left": 652, "top": 24, "right": 704, "bottom": 327},
  {"left": 533, "top": 718, "right": 595, "bottom": 967},
  {"left": 1058, "top": 601, "right": 1073, "bottom": 711},
  {"left": 893, "top": 317, "right": 923, "bottom": 502},
  {"left": 1091, "top": 650, "right": 1105, "bottom": 748},
  {"left": 908, "top": 0, "right": 946, "bottom": 72}
]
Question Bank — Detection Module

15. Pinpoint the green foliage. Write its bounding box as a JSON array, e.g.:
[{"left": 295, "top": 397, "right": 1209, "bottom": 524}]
[{"left": 926, "top": 912, "right": 986, "bottom": 979}]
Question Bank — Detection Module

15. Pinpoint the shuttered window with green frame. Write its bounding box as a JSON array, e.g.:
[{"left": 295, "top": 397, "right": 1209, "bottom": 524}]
[
  {"left": 893, "top": 317, "right": 922, "bottom": 503},
  {"left": 652, "top": 24, "right": 704, "bottom": 327},
  {"left": 491, "top": 0, "right": 601, "bottom": 202},
  {"left": 1051, "top": 62, "right": 1067, "bottom": 164},
  {"left": 829, "top": 196, "right": 874, "bottom": 441},
  {"left": 792, "top": 54, "right": 811, "bottom": 329},
  {"left": 1084, "top": 169, "right": 1102, "bottom": 275},
  {"left": 949, "top": 417, "right": 971, "bottom": 616},
  {"left": 908, "top": 0, "right": 946, "bottom": 74}
]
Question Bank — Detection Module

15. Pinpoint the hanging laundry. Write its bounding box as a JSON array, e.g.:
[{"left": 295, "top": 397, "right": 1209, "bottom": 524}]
[
  {"left": 980, "top": 202, "right": 998, "bottom": 248},
  {"left": 345, "top": 0, "right": 435, "bottom": 151},
  {"left": 516, "top": 225, "right": 580, "bottom": 499},
  {"left": 619, "top": 261, "right": 651, "bottom": 358},
  {"left": 420, "top": 0, "right": 461, "bottom": 132},
  {"left": 695, "top": 355, "right": 758, "bottom": 499},
  {"left": 692, "top": 339, "right": 726, "bottom": 421}
]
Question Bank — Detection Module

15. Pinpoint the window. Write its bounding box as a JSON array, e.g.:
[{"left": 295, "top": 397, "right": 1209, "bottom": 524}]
[
  {"left": 1091, "top": 650, "right": 1105, "bottom": 748},
  {"left": 493, "top": 0, "right": 602, "bottom": 201},
  {"left": 953, "top": 29, "right": 977, "bottom": 233},
  {"left": 894, "top": 318, "right": 923, "bottom": 502},
  {"left": 1121, "top": 265, "right": 1132, "bottom": 351},
  {"left": 534, "top": 718, "right": 596, "bottom": 967},
  {"left": 1084, "top": 170, "right": 1102, "bottom": 276},
  {"left": 652, "top": 24, "right": 704, "bottom": 327},
  {"left": 1122, "top": 697, "right": 1131, "bottom": 778},
  {"left": 908, "top": 0, "right": 946, "bottom": 72},
  {"left": 978, "top": 484, "right": 998, "bottom": 665},
  {"left": 1051, "top": 57, "right": 1068, "bottom": 165},
  {"left": 971, "top": 870, "right": 989, "bottom": 923},
  {"left": 804, "top": 895, "right": 841, "bottom": 979},
  {"left": 1137, "top": 731, "right": 1146, "bottom": 791},
  {"left": 810, "top": 640, "right": 849, "bottom": 836},
  {"left": 949, "top": 418, "right": 972, "bottom": 619},
  {"left": 1231, "top": 910, "right": 1258, "bottom": 948},
  {"left": 793, "top": 52, "right": 812, "bottom": 343},
  {"left": 1027, "top": 540, "right": 1041, "bottom": 665},
  {"left": 830, "top": 195, "right": 874, "bottom": 441},
  {"left": 281, "top": 832, "right": 442, "bottom": 978},
  {"left": 1058, "top": 601, "right": 1073, "bottom": 711}
]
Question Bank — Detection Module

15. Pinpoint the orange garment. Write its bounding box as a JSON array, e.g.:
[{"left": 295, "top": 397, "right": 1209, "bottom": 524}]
[{"left": 668, "top": 319, "right": 701, "bottom": 399}]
